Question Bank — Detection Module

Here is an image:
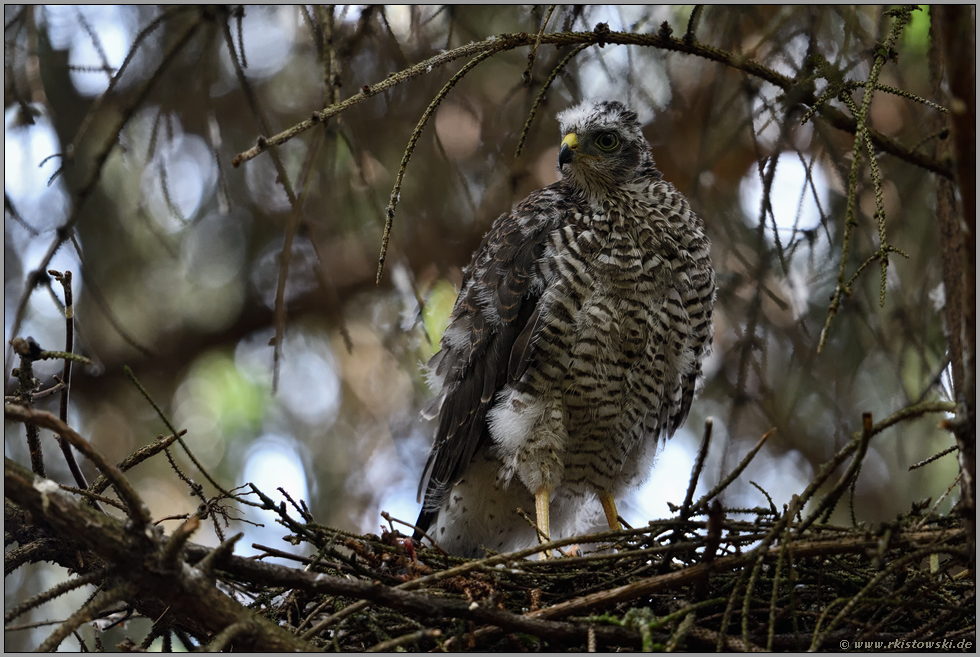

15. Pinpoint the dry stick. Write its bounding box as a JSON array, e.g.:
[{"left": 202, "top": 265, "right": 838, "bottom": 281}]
[
  {"left": 366, "top": 628, "right": 442, "bottom": 653},
  {"left": 521, "top": 537, "right": 718, "bottom": 570},
  {"left": 380, "top": 510, "right": 448, "bottom": 555},
  {"left": 5, "top": 618, "right": 70, "bottom": 633},
  {"left": 3, "top": 16, "right": 201, "bottom": 385},
  {"left": 193, "top": 532, "right": 243, "bottom": 578},
  {"left": 4, "top": 568, "right": 109, "bottom": 624},
  {"left": 298, "top": 521, "right": 661, "bottom": 642},
  {"left": 35, "top": 584, "right": 135, "bottom": 652},
  {"left": 217, "top": 11, "right": 312, "bottom": 395},
  {"left": 4, "top": 406, "right": 151, "bottom": 528},
  {"left": 4, "top": 539, "right": 61, "bottom": 577},
  {"left": 912, "top": 472, "right": 963, "bottom": 532},
  {"left": 218, "top": 14, "right": 297, "bottom": 209},
  {"left": 679, "top": 418, "right": 713, "bottom": 520},
  {"left": 57, "top": 484, "right": 126, "bottom": 511},
  {"left": 243, "top": 559, "right": 647, "bottom": 648},
  {"left": 376, "top": 48, "right": 497, "bottom": 284},
  {"left": 690, "top": 428, "right": 774, "bottom": 515},
  {"left": 206, "top": 622, "right": 251, "bottom": 653},
  {"left": 162, "top": 516, "right": 201, "bottom": 569},
  {"left": 48, "top": 270, "right": 89, "bottom": 492},
  {"left": 816, "top": 412, "right": 874, "bottom": 525},
  {"left": 797, "top": 400, "right": 956, "bottom": 533}
]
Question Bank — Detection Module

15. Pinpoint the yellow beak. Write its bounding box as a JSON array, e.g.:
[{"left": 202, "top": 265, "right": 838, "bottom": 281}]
[{"left": 559, "top": 132, "right": 578, "bottom": 167}]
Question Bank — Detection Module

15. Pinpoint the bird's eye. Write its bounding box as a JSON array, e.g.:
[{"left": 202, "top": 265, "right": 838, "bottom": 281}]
[{"left": 595, "top": 132, "right": 620, "bottom": 151}]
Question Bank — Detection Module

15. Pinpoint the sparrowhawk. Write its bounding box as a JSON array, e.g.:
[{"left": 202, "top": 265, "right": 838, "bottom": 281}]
[{"left": 415, "top": 100, "right": 715, "bottom": 557}]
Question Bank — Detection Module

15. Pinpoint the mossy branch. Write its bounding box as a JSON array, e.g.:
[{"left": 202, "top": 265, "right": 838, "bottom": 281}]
[{"left": 817, "top": 6, "right": 916, "bottom": 353}]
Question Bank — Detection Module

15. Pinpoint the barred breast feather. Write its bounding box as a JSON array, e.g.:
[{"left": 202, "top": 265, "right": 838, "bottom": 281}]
[{"left": 415, "top": 100, "right": 715, "bottom": 557}]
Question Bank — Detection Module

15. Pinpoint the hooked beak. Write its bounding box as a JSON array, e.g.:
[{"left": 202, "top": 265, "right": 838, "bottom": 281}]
[{"left": 558, "top": 132, "right": 578, "bottom": 167}]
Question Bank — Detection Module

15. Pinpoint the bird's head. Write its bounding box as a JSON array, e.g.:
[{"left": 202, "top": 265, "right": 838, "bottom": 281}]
[{"left": 556, "top": 100, "right": 653, "bottom": 196}]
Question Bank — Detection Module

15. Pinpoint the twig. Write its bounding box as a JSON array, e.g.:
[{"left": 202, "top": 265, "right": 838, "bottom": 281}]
[
  {"left": 88, "top": 431, "right": 182, "bottom": 495},
  {"left": 678, "top": 417, "right": 713, "bottom": 521},
  {"left": 815, "top": 412, "right": 875, "bottom": 525},
  {"left": 48, "top": 270, "right": 90, "bottom": 493},
  {"left": 36, "top": 584, "right": 134, "bottom": 652},
  {"left": 523, "top": 5, "right": 558, "bottom": 84},
  {"left": 271, "top": 131, "right": 323, "bottom": 393},
  {"left": 162, "top": 516, "right": 201, "bottom": 569},
  {"left": 4, "top": 568, "right": 109, "bottom": 624},
  {"left": 515, "top": 43, "right": 590, "bottom": 158},
  {"left": 206, "top": 621, "right": 250, "bottom": 652},
  {"left": 684, "top": 6, "right": 704, "bottom": 43},
  {"left": 123, "top": 366, "right": 259, "bottom": 507},
  {"left": 817, "top": 6, "right": 915, "bottom": 352},
  {"left": 57, "top": 484, "right": 126, "bottom": 511},
  {"left": 4, "top": 405, "right": 151, "bottom": 528},
  {"left": 691, "top": 428, "right": 774, "bottom": 514},
  {"left": 376, "top": 48, "right": 497, "bottom": 284},
  {"left": 797, "top": 400, "right": 956, "bottom": 533},
  {"left": 10, "top": 336, "right": 44, "bottom": 476},
  {"left": 366, "top": 628, "right": 442, "bottom": 652},
  {"left": 3, "top": 15, "right": 202, "bottom": 385}
]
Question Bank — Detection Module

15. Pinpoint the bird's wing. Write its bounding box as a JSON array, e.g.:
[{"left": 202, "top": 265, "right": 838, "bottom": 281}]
[
  {"left": 662, "top": 184, "right": 716, "bottom": 438},
  {"left": 416, "top": 183, "right": 569, "bottom": 518}
]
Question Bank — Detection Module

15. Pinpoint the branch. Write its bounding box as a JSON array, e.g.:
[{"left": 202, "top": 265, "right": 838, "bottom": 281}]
[
  {"left": 4, "top": 457, "right": 315, "bottom": 652},
  {"left": 5, "top": 405, "right": 151, "bottom": 528},
  {"left": 232, "top": 29, "right": 952, "bottom": 179}
]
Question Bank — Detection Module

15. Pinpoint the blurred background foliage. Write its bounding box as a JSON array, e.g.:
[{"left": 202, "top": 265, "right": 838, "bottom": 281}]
[{"left": 4, "top": 5, "right": 962, "bottom": 649}]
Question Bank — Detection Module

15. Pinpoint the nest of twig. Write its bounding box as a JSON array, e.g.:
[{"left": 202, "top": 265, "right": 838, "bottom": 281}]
[
  {"left": 257, "top": 508, "right": 971, "bottom": 652},
  {"left": 5, "top": 396, "right": 974, "bottom": 652}
]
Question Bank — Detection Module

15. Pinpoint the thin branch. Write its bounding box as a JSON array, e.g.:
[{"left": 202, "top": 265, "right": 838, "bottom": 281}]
[
  {"left": 47, "top": 270, "right": 90, "bottom": 493},
  {"left": 123, "top": 366, "right": 259, "bottom": 507},
  {"left": 817, "top": 7, "right": 915, "bottom": 352},
  {"left": 88, "top": 431, "right": 181, "bottom": 495},
  {"left": 376, "top": 49, "right": 497, "bottom": 284},
  {"left": 4, "top": 568, "right": 109, "bottom": 624},
  {"left": 4, "top": 405, "right": 151, "bottom": 528},
  {"left": 4, "top": 14, "right": 202, "bottom": 384},
  {"left": 523, "top": 5, "right": 558, "bottom": 84},
  {"left": 36, "top": 584, "right": 134, "bottom": 652},
  {"left": 233, "top": 29, "right": 951, "bottom": 178}
]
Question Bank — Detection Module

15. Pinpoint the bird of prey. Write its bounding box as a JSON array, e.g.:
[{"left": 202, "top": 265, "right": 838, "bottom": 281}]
[{"left": 415, "top": 99, "right": 715, "bottom": 557}]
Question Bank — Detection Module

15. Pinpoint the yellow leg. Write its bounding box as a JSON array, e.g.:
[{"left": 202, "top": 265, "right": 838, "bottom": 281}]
[
  {"left": 535, "top": 487, "right": 551, "bottom": 556},
  {"left": 599, "top": 492, "right": 622, "bottom": 531}
]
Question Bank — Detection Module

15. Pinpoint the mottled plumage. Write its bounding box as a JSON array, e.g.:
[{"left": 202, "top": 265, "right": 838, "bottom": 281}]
[{"left": 416, "top": 100, "right": 715, "bottom": 557}]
